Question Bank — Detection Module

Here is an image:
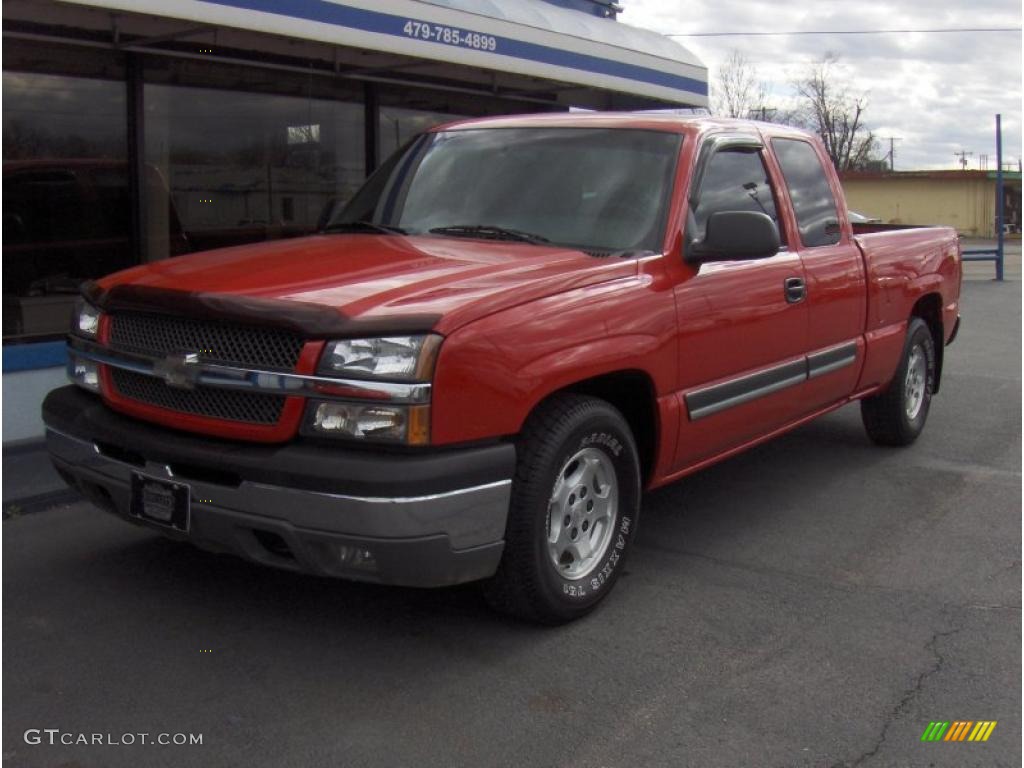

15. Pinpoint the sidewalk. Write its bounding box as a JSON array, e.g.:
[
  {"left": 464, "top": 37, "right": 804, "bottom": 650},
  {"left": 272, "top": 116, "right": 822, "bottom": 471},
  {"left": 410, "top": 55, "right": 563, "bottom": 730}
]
[{"left": 2, "top": 440, "right": 78, "bottom": 517}]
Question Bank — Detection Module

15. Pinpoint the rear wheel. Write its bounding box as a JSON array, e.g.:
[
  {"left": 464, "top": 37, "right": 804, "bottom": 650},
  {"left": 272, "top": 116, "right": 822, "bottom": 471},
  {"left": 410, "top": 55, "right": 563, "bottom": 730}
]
[
  {"left": 861, "top": 317, "right": 936, "bottom": 446},
  {"left": 483, "top": 394, "right": 641, "bottom": 624}
]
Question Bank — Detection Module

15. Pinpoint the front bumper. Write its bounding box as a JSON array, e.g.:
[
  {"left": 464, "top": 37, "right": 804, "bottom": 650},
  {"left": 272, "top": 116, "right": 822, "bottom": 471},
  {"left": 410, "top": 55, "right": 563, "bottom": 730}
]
[{"left": 42, "top": 386, "right": 513, "bottom": 587}]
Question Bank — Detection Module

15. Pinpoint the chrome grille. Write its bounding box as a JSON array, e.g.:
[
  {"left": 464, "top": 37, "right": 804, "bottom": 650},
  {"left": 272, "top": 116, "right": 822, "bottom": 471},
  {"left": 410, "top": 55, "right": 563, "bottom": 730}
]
[
  {"left": 111, "top": 369, "right": 286, "bottom": 425},
  {"left": 110, "top": 313, "right": 303, "bottom": 371},
  {"left": 107, "top": 312, "right": 302, "bottom": 426}
]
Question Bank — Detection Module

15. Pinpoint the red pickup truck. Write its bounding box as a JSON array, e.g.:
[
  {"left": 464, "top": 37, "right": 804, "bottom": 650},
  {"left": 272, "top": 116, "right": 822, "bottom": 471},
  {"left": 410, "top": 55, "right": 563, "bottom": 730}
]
[{"left": 43, "top": 114, "right": 962, "bottom": 623}]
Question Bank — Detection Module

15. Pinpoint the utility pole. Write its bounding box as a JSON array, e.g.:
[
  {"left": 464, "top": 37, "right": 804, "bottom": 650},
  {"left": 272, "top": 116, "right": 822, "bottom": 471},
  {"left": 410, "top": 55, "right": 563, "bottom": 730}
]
[
  {"left": 954, "top": 150, "right": 974, "bottom": 170},
  {"left": 883, "top": 137, "right": 902, "bottom": 171}
]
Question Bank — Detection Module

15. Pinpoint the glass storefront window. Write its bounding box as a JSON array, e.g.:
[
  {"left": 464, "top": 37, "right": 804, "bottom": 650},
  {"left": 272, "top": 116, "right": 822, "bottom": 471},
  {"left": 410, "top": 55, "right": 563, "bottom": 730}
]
[
  {"left": 3, "top": 71, "right": 128, "bottom": 341},
  {"left": 144, "top": 84, "right": 364, "bottom": 259},
  {"left": 379, "top": 106, "right": 463, "bottom": 159},
  {"left": 1, "top": 54, "right": 499, "bottom": 344}
]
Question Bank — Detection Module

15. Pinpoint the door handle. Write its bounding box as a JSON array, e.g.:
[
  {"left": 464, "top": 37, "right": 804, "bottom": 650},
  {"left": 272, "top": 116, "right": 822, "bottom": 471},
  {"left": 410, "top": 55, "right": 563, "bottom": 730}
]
[{"left": 784, "top": 277, "right": 805, "bottom": 304}]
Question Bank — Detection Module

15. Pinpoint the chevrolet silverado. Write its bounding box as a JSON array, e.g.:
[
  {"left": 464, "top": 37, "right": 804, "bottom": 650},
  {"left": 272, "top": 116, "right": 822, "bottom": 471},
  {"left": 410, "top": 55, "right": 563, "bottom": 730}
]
[{"left": 43, "top": 114, "right": 962, "bottom": 623}]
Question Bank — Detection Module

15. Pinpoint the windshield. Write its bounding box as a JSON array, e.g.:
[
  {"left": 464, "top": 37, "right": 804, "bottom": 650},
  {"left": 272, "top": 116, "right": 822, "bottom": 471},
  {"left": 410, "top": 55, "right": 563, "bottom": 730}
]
[{"left": 328, "top": 127, "right": 682, "bottom": 253}]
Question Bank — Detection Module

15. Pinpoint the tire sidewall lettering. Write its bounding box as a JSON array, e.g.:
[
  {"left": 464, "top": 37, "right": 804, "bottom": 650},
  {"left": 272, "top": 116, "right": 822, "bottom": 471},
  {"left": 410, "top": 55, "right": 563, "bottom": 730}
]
[
  {"left": 579, "top": 431, "right": 623, "bottom": 457},
  {"left": 545, "top": 420, "right": 638, "bottom": 605}
]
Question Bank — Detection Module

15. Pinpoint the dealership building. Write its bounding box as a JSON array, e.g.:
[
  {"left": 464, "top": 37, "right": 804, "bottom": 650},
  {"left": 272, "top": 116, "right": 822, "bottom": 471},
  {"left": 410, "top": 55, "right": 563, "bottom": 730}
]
[{"left": 2, "top": 0, "right": 707, "bottom": 443}]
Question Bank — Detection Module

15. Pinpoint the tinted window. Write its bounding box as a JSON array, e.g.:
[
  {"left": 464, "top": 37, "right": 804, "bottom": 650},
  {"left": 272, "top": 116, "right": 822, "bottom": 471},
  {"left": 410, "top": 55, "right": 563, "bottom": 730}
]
[
  {"left": 379, "top": 106, "right": 464, "bottom": 158},
  {"left": 333, "top": 128, "right": 682, "bottom": 253},
  {"left": 772, "top": 139, "right": 841, "bottom": 247},
  {"left": 4, "top": 171, "right": 89, "bottom": 245},
  {"left": 691, "top": 149, "right": 784, "bottom": 245},
  {"left": 144, "top": 83, "right": 364, "bottom": 259},
  {"left": 2, "top": 71, "right": 130, "bottom": 341}
]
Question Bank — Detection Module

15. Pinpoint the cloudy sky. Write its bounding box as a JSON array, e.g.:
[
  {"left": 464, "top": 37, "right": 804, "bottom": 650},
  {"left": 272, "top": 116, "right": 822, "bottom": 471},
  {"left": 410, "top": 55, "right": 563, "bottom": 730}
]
[{"left": 622, "top": 0, "right": 1022, "bottom": 171}]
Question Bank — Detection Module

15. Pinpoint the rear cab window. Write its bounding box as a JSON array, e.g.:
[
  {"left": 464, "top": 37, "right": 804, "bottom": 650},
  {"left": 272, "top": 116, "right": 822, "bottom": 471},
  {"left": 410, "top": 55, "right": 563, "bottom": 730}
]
[{"left": 771, "top": 138, "right": 842, "bottom": 247}]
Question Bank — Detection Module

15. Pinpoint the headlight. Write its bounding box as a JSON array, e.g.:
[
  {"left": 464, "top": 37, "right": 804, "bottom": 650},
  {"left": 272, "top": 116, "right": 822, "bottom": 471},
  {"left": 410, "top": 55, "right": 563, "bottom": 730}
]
[
  {"left": 318, "top": 335, "right": 440, "bottom": 381},
  {"left": 303, "top": 401, "right": 430, "bottom": 445},
  {"left": 72, "top": 297, "right": 101, "bottom": 339},
  {"left": 309, "top": 335, "right": 439, "bottom": 444}
]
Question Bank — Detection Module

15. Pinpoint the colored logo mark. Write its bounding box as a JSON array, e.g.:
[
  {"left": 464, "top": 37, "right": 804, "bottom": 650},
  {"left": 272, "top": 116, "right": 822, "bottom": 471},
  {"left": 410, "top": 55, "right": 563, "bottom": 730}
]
[{"left": 921, "top": 721, "right": 997, "bottom": 742}]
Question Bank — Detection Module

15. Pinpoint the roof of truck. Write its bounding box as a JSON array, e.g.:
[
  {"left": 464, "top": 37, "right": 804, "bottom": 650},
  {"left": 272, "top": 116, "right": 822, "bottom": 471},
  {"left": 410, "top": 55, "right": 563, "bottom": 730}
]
[{"left": 436, "top": 111, "right": 813, "bottom": 139}]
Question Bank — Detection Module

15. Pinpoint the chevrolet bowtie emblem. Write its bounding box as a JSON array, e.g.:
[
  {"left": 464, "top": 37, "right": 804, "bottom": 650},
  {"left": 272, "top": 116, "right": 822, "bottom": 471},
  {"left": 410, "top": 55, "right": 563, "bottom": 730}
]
[{"left": 153, "top": 352, "right": 202, "bottom": 390}]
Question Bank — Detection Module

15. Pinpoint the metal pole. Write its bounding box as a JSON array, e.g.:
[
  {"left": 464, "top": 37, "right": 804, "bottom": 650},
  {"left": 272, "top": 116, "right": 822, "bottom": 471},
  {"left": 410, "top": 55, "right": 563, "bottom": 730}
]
[
  {"left": 996, "top": 114, "right": 1005, "bottom": 281},
  {"left": 363, "top": 82, "right": 379, "bottom": 177},
  {"left": 126, "top": 53, "right": 148, "bottom": 263}
]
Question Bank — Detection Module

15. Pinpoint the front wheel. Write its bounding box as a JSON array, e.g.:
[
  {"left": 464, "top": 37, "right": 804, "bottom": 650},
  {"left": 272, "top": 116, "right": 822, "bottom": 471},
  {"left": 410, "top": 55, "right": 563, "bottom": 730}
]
[
  {"left": 483, "top": 394, "right": 641, "bottom": 624},
  {"left": 861, "top": 317, "right": 936, "bottom": 446}
]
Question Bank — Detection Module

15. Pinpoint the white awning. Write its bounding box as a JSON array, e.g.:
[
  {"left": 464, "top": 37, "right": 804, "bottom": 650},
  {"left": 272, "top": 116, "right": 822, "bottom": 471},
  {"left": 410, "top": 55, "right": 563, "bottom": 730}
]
[{"left": 60, "top": 0, "right": 708, "bottom": 106}]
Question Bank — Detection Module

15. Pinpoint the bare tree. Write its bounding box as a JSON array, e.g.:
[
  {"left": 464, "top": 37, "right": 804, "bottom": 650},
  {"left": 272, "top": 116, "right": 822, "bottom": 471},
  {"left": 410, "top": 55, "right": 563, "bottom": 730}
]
[
  {"left": 792, "top": 55, "right": 877, "bottom": 171},
  {"left": 712, "top": 50, "right": 771, "bottom": 120}
]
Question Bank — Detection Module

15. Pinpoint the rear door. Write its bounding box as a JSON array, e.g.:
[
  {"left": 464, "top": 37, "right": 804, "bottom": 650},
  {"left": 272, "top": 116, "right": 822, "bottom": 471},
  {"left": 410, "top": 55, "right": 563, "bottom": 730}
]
[
  {"left": 769, "top": 137, "right": 866, "bottom": 412},
  {"left": 671, "top": 135, "right": 809, "bottom": 470}
]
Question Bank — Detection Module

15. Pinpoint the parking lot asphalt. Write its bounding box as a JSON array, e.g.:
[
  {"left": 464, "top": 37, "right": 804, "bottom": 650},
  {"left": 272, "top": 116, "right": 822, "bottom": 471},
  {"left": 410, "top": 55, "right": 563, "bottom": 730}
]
[{"left": 3, "top": 276, "right": 1020, "bottom": 768}]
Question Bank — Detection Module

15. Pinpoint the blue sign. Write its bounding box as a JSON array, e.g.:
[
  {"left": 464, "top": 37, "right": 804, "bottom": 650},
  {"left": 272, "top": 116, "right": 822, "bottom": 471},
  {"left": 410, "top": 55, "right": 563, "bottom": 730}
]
[{"left": 201, "top": 0, "right": 708, "bottom": 98}]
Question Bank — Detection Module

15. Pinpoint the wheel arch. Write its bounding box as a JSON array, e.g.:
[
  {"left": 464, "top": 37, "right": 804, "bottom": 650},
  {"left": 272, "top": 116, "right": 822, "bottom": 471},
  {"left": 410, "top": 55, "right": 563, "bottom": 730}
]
[
  {"left": 526, "top": 370, "right": 660, "bottom": 486},
  {"left": 911, "top": 292, "right": 944, "bottom": 393}
]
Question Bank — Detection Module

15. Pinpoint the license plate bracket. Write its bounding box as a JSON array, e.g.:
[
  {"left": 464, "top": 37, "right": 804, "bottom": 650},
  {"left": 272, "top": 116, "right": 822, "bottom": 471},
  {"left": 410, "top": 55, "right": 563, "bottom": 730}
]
[{"left": 129, "top": 473, "right": 190, "bottom": 532}]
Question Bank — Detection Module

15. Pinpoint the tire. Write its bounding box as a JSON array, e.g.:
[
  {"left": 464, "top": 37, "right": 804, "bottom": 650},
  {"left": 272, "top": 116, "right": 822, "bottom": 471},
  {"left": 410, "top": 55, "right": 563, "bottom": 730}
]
[
  {"left": 483, "top": 394, "right": 641, "bottom": 624},
  {"left": 861, "top": 317, "right": 936, "bottom": 446}
]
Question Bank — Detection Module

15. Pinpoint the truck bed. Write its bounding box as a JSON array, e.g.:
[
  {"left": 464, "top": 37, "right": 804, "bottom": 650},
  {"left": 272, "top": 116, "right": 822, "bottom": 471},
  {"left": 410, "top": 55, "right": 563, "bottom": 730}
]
[{"left": 853, "top": 225, "right": 961, "bottom": 391}]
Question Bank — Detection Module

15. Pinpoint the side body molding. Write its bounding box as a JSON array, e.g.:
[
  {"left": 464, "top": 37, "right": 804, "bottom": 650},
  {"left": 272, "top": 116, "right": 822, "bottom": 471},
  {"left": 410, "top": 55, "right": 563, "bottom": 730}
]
[{"left": 684, "top": 341, "right": 859, "bottom": 421}]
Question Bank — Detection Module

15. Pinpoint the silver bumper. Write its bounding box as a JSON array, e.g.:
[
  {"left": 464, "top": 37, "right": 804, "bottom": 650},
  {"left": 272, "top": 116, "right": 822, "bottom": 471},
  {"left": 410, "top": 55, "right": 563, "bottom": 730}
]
[{"left": 46, "top": 427, "right": 511, "bottom": 586}]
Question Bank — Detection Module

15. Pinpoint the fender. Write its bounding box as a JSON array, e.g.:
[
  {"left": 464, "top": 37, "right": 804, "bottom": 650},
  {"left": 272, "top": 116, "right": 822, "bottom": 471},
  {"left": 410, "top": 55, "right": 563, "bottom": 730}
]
[{"left": 430, "top": 267, "right": 678, "bottom": 447}]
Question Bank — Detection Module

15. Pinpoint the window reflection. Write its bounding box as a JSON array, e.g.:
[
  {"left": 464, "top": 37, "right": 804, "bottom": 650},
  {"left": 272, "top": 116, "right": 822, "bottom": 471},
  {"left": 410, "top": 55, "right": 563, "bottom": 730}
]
[
  {"left": 692, "top": 150, "right": 784, "bottom": 245},
  {"left": 772, "top": 139, "right": 841, "bottom": 247},
  {"left": 379, "top": 106, "right": 462, "bottom": 159},
  {"left": 336, "top": 128, "right": 681, "bottom": 253},
  {"left": 3, "top": 72, "right": 128, "bottom": 340},
  {"left": 144, "top": 84, "right": 364, "bottom": 259},
  {"left": 2, "top": 66, "right": 478, "bottom": 343}
]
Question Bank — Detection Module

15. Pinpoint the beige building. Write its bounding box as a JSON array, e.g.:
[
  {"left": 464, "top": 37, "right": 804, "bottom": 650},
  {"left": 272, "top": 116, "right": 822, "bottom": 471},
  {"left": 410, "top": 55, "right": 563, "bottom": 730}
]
[{"left": 841, "top": 170, "right": 1022, "bottom": 238}]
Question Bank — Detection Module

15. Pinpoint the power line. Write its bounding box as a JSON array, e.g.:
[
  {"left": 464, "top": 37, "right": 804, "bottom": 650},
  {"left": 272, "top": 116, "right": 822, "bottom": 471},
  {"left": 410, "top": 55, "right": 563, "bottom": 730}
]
[{"left": 667, "top": 27, "right": 1022, "bottom": 38}]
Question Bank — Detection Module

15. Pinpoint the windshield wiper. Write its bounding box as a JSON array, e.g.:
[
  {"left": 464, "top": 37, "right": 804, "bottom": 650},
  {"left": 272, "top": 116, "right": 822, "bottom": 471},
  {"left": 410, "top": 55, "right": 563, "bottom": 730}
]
[
  {"left": 584, "top": 249, "right": 658, "bottom": 259},
  {"left": 429, "top": 224, "right": 550, "bottom": 245},
  {"left": 324, "top": 220, "right": 408, "bottom": 235}
]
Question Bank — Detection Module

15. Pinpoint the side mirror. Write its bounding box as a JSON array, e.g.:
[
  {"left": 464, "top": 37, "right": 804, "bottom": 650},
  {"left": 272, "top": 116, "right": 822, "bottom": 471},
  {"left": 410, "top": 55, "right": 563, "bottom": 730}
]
[{"left": 687, "top": 211, "right": 780, "bottom": 263}]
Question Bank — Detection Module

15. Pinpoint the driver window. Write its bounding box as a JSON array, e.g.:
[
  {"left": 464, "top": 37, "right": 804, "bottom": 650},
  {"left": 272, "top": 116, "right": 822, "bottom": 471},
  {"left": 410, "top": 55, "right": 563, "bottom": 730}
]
[{"left": 690, "top": 149, "right": 786, "bottom": 247}]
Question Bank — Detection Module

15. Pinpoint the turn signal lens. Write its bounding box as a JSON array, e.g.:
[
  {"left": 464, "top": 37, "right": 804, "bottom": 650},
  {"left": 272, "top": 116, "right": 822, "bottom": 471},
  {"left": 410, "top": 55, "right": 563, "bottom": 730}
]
[{"left": 407, "top": 405, "right": 431, "bottom": 446}]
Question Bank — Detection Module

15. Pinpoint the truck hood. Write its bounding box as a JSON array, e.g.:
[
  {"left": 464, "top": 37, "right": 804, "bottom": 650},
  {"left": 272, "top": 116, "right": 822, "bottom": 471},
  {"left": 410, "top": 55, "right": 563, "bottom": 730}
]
[{"left": 97, "top": 234, "right": 638, "bottom": 335}]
